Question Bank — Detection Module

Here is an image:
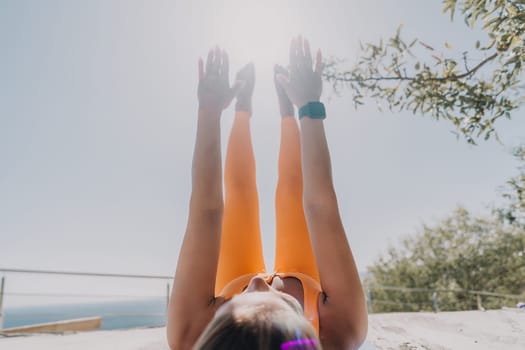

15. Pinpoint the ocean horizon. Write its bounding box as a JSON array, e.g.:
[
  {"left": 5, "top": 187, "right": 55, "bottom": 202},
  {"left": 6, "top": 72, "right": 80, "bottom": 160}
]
[
  {"left": 2, "top": 297, "right": 167, "bottom": 330},
  {"left": 3, "top": 298, "right": 379, "bottom": 349}
]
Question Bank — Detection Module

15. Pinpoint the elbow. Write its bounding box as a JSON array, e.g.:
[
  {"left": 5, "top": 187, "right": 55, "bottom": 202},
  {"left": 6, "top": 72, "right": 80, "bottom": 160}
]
[
  {"left": 347, "top": 306, "right": 369, "bottom": 350},
  {"left": 167, "top": 330, "right": 201, "bottom": 350},
  {"left": 330, "top": 300, "right": 368, "bottom": 350},
  {"left": 303, "top": 189, "right": 338, "bottom": 215},
  {"left": 189, "top": 195, "right": 224, "bottom": 214},
  {"left": 166, "top": 324, "right": 180, "bottom": 350},
  {"left": 188, "top": 200, "right": 224, "bottom": 229},
  {"left": 351, "top": 321, "right": 368, "bottom": 350},
  {"left": 166, "top": 311, "right": 181, "bottom": 350},
  {"left": 325, "top": 322, "right": 368, "bottom": 350},
  {"left": 167, "top": 335, "right": 178, "bottom": 350},
  {"left": 339, "top": 317, "right": 368, "bottom": 350},
  {"left": 167, "top": 323, "right": 195, "bottom": 350},
  {"left": 190, "top": 182, "right": 223, "bottom": 211},
  {"left": 167, "top": 337, "right": 191, "bottom": 350}
]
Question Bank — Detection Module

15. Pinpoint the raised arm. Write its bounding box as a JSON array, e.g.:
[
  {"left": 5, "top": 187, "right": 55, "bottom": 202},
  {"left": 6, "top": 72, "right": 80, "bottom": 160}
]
[
  {"left": 277, "top": 37, "right": 368, "bottom": 349},
  {"left": 167, "top": 47, "right": 240, "bottom": 350}
]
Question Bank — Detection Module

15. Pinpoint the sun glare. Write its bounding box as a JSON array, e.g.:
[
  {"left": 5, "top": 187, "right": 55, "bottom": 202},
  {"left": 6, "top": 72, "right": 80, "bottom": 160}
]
[{"left": 212, "top": 1, "right": 299, "bottom": 67}]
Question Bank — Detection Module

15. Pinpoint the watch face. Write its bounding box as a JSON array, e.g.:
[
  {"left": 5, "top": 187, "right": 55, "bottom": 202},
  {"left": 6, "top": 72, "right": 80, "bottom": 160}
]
[{"left": 299, "top": 102, "right": 326, "bottom": 119}]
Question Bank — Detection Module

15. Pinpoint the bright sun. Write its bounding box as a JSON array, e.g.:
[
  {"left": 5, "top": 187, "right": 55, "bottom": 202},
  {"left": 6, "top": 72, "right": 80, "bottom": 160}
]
[{"left": 212, "top": 1, "right": 299, "bottom": 67}]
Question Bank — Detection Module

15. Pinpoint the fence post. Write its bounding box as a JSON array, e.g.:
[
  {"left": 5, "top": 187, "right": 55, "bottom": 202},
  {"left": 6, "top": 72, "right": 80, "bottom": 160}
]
[
  {"left": 166, "top": 283, "right": 170, "bottom": 311},
  {"left": 367, "top": 288, "right": 373, "bottom": 314},
  {"left": 0, "top": 276, "right": 5, "bottom": 329},
  {"left": 477, "top": 294, "right": 485, "bottom": 311},
  {"left": 432, "top": 291, "right": 439, "bottom": 313}
]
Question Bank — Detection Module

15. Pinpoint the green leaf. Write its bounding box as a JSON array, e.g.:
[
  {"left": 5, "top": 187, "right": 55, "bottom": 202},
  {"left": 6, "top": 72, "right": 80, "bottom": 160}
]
[
  {"left": 511, "top": 36, "right": 522, "bottom": 48},
  {"left": 508, "top": 5, "right": 518, "bottom": 17},
  {"left": 324, "top": 0, "right": 523, "bottom": 144}
]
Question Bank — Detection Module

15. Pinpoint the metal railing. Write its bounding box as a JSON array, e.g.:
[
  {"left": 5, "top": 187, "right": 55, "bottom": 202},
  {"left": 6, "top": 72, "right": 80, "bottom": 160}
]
[
  {"left": 0, "top": 267, "right": 174, "bottom": 331},
  {"left": 365, "top": 284, "right": 522, "bottom": 313},
  {"left": 0, "top": 268, "right": 173, "bottom": 280},
  {"left": 1, "top": 267, "right": 522, "bottom": 331}
]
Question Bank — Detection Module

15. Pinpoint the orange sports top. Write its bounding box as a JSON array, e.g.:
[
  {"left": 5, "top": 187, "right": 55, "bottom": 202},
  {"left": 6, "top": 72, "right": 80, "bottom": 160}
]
[{"left": 218, "top": 272, "right": 322, "bottom": 334}]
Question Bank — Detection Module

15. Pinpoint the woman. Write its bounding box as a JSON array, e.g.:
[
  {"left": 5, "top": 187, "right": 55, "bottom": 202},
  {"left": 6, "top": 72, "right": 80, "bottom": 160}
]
[{"left": 167, "top": 37, "right": 368, "bottom": 350}]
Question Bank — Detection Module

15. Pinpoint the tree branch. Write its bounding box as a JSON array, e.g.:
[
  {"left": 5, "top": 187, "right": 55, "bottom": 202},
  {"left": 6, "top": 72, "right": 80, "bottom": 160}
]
[{"left": 326, "top": 53, "right": 498, "bottom": 84}]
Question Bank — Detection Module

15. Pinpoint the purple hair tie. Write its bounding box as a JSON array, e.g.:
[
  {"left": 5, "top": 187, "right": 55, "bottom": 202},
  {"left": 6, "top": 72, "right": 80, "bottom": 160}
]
[{"left": 281, "top": 338, "right": 317, "bottom": 349}]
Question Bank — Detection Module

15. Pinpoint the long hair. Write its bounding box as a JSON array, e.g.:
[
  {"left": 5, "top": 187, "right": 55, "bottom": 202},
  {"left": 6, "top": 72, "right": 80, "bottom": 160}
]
[{"left": 193, "top": 306, "right": 321, "bottom": 349}]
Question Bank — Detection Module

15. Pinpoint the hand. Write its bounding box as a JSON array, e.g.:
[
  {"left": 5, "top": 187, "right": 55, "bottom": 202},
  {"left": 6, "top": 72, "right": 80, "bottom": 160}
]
[
  {"left": 235, "top": 63, "right": 255, "bottom": 112},
  {"left": 276, "top": 36, "right": 323, "bottom": 109},
  {"left": 198, "top": 47, "right": 242, "bottom": 114},
  {"left": 274, "top": 64, "right": 294, "bottom": 117}
]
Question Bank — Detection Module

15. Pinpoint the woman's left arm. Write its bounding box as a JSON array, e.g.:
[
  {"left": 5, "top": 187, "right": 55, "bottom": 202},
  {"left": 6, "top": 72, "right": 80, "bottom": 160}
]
[
  {"left": 167, "top": 47, "right": 239, "bottom": 350},
  {"left": 277, "top": 38, "right": 368, "bottom": 349}
]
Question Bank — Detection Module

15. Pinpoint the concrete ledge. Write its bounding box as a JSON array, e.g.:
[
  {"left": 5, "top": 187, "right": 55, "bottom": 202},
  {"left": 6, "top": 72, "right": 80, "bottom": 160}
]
[
  {"left": 1, "top": 317, "right": 102, "bottom": 334},
  {"left": 0, "top": 309, "right": 523, "bottom": 349},
  {"left": 0, "top": 327, "right": 169, "bottom": 350}
]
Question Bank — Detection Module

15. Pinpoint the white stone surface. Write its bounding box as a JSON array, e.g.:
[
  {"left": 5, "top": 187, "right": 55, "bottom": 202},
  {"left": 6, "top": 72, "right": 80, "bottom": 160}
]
[
  {"left": 1, "top": 309, "right": 524, "bottom": 349},
  {"left": 367, "top": 309, "right": 525, "bottom": 350},
  {"left": 0, "top": 327, "right": 169, "bottom": 350}
]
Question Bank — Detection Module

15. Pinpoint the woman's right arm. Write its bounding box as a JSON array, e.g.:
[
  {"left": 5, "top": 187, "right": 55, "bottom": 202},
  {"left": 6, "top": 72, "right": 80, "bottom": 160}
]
[
  {"left": 167, "top": 47, "right": 240, "bottom": 350},
  {"left": 277, "top": 37, "right": 368, "bottom": 350}
]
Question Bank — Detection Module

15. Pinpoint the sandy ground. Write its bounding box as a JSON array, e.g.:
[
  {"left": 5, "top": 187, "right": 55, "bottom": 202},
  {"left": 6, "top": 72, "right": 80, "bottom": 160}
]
[
  {"left": 1, "top": 309, "right": 523, "bottom": 349},
  {"left": 367, "top": 309, "right": 524, "bottom": 350}
]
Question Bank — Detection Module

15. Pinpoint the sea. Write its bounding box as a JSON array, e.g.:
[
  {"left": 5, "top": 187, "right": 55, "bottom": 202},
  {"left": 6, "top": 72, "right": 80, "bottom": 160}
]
[
  {"left": 3, "top": 297, "right": 167, "bottom": 330},
  {"left": 2, "top": 298, "right": 378, "bottom": 349}
]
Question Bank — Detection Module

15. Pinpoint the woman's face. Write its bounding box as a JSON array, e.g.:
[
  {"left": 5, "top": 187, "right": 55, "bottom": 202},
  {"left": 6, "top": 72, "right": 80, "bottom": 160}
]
[{"left": 215, "top": 276, "right": 303, "bottom": 320}]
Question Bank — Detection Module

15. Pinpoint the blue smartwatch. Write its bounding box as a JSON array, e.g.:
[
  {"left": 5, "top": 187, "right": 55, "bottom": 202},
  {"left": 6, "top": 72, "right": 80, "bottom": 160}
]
[{"left": 299, "top": 102, "right": 326, "bottom": 120}]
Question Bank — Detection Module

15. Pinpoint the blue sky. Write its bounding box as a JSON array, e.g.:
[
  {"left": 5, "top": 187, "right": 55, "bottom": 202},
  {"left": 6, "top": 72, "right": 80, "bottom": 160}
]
[{"left": 1, "top": 0, "right": 524, "bottom": 306}]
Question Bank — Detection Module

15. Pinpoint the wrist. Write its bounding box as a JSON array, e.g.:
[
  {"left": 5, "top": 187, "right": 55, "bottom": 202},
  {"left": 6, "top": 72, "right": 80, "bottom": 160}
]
[
  {"left": 297, "top": 97, "right": 320, "bottom": 109},
  {"left": 235, "top": 100, "right": 252, "bottom": 113},
  {"left": 277, "top": 96, "right": 294, "bottom": 117},
  {"left": 198, "top": 107, "right": 222, "bottom": 120},
  {"left": 279, "top": 105, "right": 294, "bottom": 117},
  {"left": 299, "top": 101, "right": 326, "bottom": 120}
]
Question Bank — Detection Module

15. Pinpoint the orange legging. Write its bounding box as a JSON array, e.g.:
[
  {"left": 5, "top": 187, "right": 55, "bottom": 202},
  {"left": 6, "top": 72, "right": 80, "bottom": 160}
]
[{"left": 215, "top": 111, "right": 319, "bottom": 296}]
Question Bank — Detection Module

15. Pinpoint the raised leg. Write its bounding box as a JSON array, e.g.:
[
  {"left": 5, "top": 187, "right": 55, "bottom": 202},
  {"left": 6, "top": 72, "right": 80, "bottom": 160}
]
[
  {"left": 274, "top": 116, "right": 319, "bottom": 281},
  {"left": 215, "top": 111, "right": 266, "bottom": 296}
]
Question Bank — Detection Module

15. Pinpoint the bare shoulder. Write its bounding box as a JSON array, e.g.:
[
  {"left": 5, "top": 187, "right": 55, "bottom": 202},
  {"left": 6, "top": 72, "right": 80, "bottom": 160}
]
[{"left": 318, "top": 293, "right": 368, "bottom": 350}]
